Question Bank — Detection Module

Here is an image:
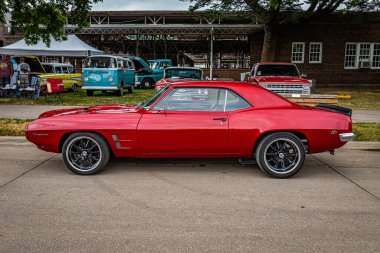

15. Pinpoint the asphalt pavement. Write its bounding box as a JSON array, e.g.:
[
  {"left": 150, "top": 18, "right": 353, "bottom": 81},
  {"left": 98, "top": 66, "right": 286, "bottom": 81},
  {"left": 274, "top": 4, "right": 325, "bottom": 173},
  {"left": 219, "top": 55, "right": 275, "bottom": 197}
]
[
  {"left": 0, "top": 137, "right": 379, "bottom": 252},
  {"left": 1, "top": 105, "right": 379, "bottom": 123}
]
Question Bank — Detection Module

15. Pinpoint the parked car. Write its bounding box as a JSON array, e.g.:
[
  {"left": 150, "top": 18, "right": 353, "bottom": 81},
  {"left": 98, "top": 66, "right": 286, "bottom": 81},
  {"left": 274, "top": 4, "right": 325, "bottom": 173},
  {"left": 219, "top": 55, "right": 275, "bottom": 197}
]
[
  {"left": 245, "top": 62, "right": 312, "bottom": 95},
  {"left": 25, "top": 81, "right": 355, "bottom": 178},
  {"left": 148, "top": 59, "right": 172, "bottom": 71},
  {"left": 130, "top": 56, "right": 172, "bottom": 88},
  {"left": 12, "top": 56, "right": 82, "bottom": 91},
  {"left": 41, "top": 63, "right": 82, "bottom": 91},
  {"left": 155, "top": 67, "right": 203, "bottom": 92},
  {"left": 81, "top": 55, "right": 135, "bottom": 96}
]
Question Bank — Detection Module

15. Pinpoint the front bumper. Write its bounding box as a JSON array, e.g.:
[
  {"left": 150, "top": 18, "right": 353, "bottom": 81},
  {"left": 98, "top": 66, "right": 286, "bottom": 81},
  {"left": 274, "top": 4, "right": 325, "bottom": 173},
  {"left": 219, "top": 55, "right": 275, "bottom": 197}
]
[
  {"left": 82, "top": 86, "right": 119, "bottom": 90},
  {"left": 340, "top": 132, "right": 356, "bottom": 142}
]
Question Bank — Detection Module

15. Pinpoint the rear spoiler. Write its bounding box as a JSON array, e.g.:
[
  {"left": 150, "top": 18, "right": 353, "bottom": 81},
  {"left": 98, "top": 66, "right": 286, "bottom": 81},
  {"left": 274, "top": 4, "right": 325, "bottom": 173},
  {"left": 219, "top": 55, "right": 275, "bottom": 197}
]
[{"left": 315, "top": 104, "right": 352, "bottom": 117}]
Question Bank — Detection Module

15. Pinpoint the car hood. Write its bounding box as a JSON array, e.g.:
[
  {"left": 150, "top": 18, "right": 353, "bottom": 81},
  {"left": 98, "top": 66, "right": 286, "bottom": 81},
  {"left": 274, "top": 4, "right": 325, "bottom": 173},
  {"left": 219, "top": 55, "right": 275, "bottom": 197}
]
[
  {"left": 255, "top": 76, "right": 311, "bottom": 84},
  {"left": 38, "top": 104, "right": 139, "bottom": 118}
]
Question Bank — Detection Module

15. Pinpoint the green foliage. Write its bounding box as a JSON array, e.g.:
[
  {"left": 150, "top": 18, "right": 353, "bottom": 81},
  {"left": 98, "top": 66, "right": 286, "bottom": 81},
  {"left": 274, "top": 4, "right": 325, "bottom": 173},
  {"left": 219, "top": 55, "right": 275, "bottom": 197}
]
[
  {"left": 183, "top": 0, "right": 380, "bottom": 23},
  {"left": 0, "top": 0, "right": 103, "bottom": 46}
]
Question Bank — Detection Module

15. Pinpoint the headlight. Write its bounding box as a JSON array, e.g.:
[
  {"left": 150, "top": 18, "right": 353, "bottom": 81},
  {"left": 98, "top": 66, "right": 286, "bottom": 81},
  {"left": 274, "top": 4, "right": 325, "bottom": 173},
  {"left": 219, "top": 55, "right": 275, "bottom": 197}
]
[
  {"left": 303, "top": 84, "right": 309, "bottom": 89},
  {"left": 83, "top": 76, "right": 89, "bottom": 81},
  {"left": 108, "top": 76, "right": 114, "bottom": 82}
]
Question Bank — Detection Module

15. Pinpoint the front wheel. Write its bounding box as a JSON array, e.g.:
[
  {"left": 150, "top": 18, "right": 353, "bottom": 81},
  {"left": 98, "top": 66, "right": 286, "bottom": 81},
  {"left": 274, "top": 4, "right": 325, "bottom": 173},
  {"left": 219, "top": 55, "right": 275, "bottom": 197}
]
[
  {"left": 142, "top": 79, "right": 154, "bottom": 89},
  {"left": 62, "top": 132, "right": 110, "bottom": 175},
  {"left": 255, "top": 132, "right": 305, "bottom": 178}
]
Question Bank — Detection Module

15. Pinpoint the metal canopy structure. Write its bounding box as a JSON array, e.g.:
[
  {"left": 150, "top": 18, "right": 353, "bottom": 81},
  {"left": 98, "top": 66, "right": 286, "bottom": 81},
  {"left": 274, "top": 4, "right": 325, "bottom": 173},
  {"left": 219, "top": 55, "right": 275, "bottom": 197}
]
[
  {"left": 65, "top": 24, "right": 262, "bottom": 36},
  {"left": 65, "top": 11, "right": 264, "bottom": 78}
]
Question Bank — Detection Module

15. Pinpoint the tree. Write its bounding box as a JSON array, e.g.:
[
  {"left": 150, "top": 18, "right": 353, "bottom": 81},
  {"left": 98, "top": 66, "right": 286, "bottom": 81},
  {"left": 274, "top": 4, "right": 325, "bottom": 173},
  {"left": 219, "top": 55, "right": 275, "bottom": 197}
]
[
  {"left": 183, "top": 0, "right": 380, "bottom": 61},
  {"left": 0, "top": 0, "right": 102, "bottom": 46}
]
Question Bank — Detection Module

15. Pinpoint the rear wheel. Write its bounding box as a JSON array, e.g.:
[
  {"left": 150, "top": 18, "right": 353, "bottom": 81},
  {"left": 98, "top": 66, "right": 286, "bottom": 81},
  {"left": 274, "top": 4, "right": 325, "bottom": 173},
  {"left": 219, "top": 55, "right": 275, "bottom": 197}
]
[
  {"left": 86, "top": 90, "right": 94, "bottom": 96},
  {"left": 62, "top": 132, "right": 110, "bottom": 175},
  {"left": 127, "top": 85, "right": 134, "bottom": 93},
  {"left": 70, "top": 83, "right": 77, "bottom": 92},
  {"left": 255, "top": 132, "right": 305, "bottom": 178},
  {"left": 142, "top": 78, "right": 154, "bottom": 89}
]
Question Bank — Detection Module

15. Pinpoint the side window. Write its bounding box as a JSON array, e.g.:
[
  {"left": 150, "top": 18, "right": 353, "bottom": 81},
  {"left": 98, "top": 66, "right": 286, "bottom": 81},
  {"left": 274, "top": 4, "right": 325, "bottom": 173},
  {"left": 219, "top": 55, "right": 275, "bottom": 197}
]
[
  {"left": 62, "top": 67, "right": 69, "bottom": 73},
  {"left": 225, "top": 90, "right": 251, "bottom": 111},
  {"left": 56, "top": 67, "right": 63, "bottom": 73},
  {"left": 153, "top": 88, "right": 226, "bottom": 112},
  {"left": 117, "top": 59, "right": 124, "bottom": 69},
  {"left": 128, "top": 60, "right": 135, "bottom": 70}
]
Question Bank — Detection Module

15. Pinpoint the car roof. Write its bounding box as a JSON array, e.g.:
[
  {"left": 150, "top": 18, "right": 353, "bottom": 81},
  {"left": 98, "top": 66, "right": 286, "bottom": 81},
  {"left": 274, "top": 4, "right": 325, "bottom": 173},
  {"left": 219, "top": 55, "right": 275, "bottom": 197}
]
[
  {"left": 42, "top": 62, "right": 73, "bottom": 67},
  {"left": 87, "top": 55, "right": 130, "bottom": 60}
]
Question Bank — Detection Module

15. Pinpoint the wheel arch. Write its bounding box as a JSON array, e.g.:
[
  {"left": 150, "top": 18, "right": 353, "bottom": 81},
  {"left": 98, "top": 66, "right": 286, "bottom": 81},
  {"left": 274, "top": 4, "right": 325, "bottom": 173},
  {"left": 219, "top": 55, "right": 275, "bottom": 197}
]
[
  {"left": 252, "top": 130, "right": 309, "bottom": 155},
  {"left": 59, "top": 131, "right": 114, "bottom": 156}
]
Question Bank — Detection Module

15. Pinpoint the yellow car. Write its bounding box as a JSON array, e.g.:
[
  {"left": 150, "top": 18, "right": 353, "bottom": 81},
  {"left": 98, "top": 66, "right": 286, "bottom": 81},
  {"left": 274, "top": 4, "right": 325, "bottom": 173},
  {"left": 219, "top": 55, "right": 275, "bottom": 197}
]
[
  {"left": 41, "top": 63, "right": 82, "bottom": 91},
  {"left": 12, "top": 56, "right": 82, "bottom": 91}
]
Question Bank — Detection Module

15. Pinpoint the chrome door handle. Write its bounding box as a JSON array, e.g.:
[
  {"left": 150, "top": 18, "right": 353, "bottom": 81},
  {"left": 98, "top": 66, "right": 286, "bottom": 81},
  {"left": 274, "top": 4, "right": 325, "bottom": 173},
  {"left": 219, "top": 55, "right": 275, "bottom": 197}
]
[{"left": 213, "top": 118, "right": 227, "bottom": 122}]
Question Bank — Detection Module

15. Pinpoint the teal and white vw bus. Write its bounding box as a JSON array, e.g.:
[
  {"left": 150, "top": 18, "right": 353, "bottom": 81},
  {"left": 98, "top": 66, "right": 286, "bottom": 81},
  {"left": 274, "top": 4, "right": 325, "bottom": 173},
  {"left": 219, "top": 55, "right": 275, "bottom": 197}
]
[{"left": 82, "top": 55, "right": 136, "bottom": 96}]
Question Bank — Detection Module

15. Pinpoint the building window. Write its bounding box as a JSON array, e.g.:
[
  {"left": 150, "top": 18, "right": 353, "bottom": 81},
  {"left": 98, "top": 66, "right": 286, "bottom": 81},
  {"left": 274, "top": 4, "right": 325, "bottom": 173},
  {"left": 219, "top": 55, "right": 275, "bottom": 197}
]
[
  {"left": 291, "top": 42, "right": 305, "bottom": 63},
  {"left": 309, "top": 42, "right": 322, "bottom": 63},
  {"left": 372, "top": 44, "right": 380, "bottom": 68},
  {"left": 344, "top": 43, "right": 358, "bottom": 69},
  {"left": 344, "top": 42, "right": 380, "bottom": 69}
]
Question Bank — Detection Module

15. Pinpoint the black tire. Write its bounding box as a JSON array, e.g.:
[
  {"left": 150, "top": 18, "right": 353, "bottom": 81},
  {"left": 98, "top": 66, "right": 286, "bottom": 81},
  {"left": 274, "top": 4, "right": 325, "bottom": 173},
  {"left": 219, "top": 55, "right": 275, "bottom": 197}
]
[
  {"left": 116, "top": 88, "right": 124, "bottom": 96},
  {"left": 86, "top": 90, "right": 94, "bottom": 96},
  {"left": 255, "top": 132, "right": 305, "bottom": 178},
  {"left": 127, "top": 85, "right": 134, "bottom": 93},
  {"left": 141, "top": 78, "right": 154, "bottom": 89},
  {"left": 62, "top": 132, "right": 110, "bottom": 175},
  {"left": 70, "top": 84, "right": 77, "bottom": 92}
]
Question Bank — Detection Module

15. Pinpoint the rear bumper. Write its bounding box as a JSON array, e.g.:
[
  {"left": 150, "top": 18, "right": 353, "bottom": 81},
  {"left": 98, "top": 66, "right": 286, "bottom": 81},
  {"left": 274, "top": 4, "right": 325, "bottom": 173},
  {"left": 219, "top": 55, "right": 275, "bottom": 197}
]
[
  {"left": 82, "top": 86, "right": 118, "bottom": 90},
  {"left": 340, "top": 132, "right": 356, "bottom": 142}
]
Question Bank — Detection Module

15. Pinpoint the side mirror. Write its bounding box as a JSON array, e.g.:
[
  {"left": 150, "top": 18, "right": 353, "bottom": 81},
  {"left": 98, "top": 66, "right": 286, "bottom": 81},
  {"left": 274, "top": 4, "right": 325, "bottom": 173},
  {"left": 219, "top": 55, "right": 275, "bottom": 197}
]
[{"left": 301, "top": 73, "right": 307, "bottom": 78}]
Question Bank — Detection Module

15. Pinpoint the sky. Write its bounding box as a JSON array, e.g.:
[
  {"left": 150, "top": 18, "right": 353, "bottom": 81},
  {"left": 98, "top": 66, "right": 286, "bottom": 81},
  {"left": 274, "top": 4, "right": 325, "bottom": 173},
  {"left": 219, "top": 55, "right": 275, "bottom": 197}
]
[{"left": 91, "top": 0, "right": 192, "bottom": 11}]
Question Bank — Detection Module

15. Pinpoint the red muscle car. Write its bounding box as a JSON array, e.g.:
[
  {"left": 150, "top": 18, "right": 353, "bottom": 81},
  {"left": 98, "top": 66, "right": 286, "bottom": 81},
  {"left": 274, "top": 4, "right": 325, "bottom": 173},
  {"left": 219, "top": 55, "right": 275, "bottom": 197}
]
[
  {"left": 25, "top": 81, "right": 355, "bottom": 178},
  {"left": 245, "top": 62, "right": 312, "bottom": 95}
]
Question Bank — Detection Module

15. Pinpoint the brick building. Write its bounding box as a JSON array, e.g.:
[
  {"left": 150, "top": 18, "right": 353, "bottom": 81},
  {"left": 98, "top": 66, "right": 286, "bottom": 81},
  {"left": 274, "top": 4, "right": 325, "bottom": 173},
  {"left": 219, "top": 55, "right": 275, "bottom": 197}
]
[{"left": 1, "top": 11, "right": 379, "bottom": 86}]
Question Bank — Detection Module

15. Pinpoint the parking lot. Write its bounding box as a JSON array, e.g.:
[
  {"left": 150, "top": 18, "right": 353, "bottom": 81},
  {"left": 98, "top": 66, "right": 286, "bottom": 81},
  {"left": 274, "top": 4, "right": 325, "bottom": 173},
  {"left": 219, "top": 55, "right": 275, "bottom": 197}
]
[{"left": 0, "top": 137, "right": 379, "bottom": 253}]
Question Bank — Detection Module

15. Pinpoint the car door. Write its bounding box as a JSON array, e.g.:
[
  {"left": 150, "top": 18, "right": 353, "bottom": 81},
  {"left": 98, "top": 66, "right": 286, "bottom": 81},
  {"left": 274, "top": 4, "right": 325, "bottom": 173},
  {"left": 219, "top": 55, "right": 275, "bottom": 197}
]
[{"left": 137, "top": 87, "right": 229, "bottom": 157}]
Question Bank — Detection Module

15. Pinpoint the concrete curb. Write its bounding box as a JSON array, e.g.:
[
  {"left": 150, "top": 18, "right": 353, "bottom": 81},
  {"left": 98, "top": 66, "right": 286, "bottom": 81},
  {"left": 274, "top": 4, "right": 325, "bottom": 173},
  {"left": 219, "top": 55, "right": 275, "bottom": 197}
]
[{"left": 0, "top": 136, "right": 379, "bottom": 150}]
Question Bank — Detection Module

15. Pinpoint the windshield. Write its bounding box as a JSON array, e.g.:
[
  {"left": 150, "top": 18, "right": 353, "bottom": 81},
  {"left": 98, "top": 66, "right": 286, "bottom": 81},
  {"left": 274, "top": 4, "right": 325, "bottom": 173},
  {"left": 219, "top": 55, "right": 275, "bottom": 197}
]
[
  {"left": 84, "top": 57, "right": 116, "bottom": 69},
  {"left": 43, "top": 65, "right": 55, "bottom": 73},
  {"left": 141, "top": 85, "right": 170, "bottom": 109},
  {"left": 256, "top": 64, "right": 299, "bottom": 77},
  {"left": 165, "top": 68, "right": 202, "bottom": 79},
  {"left": 149, "top": 62, "right": 160, "bottom": 70}
]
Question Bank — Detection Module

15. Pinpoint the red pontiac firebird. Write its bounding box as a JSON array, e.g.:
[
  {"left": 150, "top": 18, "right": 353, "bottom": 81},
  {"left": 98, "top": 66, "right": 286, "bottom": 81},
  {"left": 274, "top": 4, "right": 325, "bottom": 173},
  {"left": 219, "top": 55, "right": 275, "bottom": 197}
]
[{"left": 26, "top": 81, "right": 355, "bottom": 178}]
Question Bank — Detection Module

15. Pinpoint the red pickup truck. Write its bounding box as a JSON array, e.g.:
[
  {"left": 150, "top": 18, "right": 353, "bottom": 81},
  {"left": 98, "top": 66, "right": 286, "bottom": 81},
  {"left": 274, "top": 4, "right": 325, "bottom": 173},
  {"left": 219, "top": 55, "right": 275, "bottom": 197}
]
[{"left": 245, "top": 62, "right": 312, "bottom": 95}]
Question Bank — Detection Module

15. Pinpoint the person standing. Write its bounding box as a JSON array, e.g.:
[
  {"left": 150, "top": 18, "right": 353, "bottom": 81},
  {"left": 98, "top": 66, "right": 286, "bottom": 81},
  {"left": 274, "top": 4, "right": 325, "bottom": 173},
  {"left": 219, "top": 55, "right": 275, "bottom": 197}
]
[
  {"left": 0, "top": 55, "right": 14, "bottom": 87},
  {"left": 17, "top": 57, "right": 31, "bottom": 88}
]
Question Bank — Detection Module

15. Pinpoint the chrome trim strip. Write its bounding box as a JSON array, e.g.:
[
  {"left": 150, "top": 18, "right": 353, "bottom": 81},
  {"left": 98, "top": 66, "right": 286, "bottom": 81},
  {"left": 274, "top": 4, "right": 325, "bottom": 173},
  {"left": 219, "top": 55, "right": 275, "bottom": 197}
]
[{"left": 339, "top": 132, "right": 355, "bottom": 142}]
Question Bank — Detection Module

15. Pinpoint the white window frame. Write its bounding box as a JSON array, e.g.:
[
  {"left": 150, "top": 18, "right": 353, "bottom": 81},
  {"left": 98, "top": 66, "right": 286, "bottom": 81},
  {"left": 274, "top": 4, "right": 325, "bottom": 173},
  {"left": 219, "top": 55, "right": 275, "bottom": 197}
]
[
  {"left": 291, "top": 42, "right": 305, "bottom": 63},
  {"left": 309, "top": 42, "right": 323, "bottom": 64},
  {"left": 344, "top": 42, "right": 380, "bottom": 70},
  {"left": 372, "top": 43, "right": 380, "bottom": 69}
]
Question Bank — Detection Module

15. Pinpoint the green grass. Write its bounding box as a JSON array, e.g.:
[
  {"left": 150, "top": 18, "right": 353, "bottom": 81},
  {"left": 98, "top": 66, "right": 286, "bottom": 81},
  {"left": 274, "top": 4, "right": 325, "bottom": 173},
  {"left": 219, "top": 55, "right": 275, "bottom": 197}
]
[
  {"left": 0, "top": 118, "right": 32, "bottom": 136},
  {"left": 352, "top": 123, "right": 380, "bottom": 142},
  {"left": 1, "top": 118, "right": 379, "bottom": 142},
  {"left": 317, "top": 87, "right": 380, "bottom": 110},
  {"left": 0, "top": 88, "right": 155, "bottom": 106}
]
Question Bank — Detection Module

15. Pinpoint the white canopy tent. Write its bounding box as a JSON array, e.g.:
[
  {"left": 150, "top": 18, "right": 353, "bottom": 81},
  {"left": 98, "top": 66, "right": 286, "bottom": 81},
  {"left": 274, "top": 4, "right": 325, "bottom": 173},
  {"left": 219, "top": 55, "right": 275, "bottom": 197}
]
[{"left": 0, "top": 35, "right": 103, "bottom": 57}]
